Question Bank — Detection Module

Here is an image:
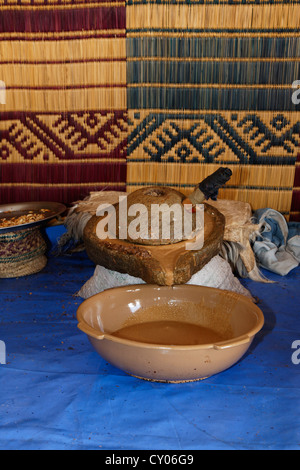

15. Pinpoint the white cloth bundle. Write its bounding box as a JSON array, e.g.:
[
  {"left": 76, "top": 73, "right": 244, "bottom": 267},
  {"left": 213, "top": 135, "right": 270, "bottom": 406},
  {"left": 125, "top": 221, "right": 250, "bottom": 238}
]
[{"left": 78, "top": 254, "right": 254, "bottom": 301}]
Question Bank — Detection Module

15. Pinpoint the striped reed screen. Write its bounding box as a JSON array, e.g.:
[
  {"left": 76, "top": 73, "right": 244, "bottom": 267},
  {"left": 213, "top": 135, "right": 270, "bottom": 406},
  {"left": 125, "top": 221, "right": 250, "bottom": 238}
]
[
  {"left": 126, "top": 0, "right": 300, "bottom": 221},
  {"left": 0, "top": 1, "right": 127, "bottom": 203},
  {"left": 0, "top": 0, "right": 300, "bottom": 220}
]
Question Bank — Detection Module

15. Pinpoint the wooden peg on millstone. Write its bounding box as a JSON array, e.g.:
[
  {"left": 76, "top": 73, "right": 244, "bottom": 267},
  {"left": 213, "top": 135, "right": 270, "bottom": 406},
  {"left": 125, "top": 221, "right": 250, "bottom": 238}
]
[{"left": 182, "top": 167, "right": 233, "bottom": 209}]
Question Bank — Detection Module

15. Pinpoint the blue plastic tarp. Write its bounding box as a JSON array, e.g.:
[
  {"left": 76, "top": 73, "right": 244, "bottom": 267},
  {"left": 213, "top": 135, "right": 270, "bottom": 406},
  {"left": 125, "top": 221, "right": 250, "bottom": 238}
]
[{"left": 0, "top": 226, "right": 299, "bottom": 450}]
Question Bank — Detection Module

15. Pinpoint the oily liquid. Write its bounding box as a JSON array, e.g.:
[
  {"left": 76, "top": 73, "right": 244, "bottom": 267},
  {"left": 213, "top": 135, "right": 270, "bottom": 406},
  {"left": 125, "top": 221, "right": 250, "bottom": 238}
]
[{"left": 111, "top": 321, "right": 225, "bottom": 346}]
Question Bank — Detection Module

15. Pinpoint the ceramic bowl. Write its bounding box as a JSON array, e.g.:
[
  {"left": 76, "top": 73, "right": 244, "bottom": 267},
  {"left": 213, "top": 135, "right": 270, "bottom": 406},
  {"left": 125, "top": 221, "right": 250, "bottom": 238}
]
[{"left": 77, "top": 284, "right": 264, "bottom": 383}]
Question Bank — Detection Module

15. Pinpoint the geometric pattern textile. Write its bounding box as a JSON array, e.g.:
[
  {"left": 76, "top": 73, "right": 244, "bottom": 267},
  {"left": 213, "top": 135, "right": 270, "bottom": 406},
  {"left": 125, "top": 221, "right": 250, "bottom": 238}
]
[
  {"left": 126, "top": 0, "right": 300, "bottom": 220},
  {"left": 0, "top": 1, "right": 127, "bottom": 203},
  {"left": 0, "top": 0, "right": 299, "bottom": 220}
]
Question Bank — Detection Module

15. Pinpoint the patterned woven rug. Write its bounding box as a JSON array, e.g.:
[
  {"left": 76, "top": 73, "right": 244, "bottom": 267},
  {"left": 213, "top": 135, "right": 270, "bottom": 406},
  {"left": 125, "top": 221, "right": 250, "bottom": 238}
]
[
  {"left": 0, "top": 0, "right": 299, "bottom": 221},
  {"left": 0, "top": 1, "right": 127, "bottom": 203}
]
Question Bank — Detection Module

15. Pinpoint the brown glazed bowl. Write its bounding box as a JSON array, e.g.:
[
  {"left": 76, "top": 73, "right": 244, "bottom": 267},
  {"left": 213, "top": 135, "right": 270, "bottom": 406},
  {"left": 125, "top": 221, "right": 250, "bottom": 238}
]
[{"left": 77, "top": 285, "right": 264, "bottom": 383}]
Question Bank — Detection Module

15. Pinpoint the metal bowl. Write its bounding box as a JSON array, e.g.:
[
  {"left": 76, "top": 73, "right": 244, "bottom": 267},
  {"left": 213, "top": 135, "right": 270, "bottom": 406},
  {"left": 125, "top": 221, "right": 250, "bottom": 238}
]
[
  {"left": 0, "top": 202, "right": 66, "bottom": 234},
  {"left": 77, "top": 284, "right": 264, "bottom": 383}
]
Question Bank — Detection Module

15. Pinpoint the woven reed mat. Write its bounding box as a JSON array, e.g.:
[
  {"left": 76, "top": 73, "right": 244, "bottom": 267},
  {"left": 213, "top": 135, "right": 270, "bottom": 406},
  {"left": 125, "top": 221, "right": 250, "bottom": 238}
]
[
  {"left": 0, "top": 228, "right": 47, "bottom": 279},
  {"left": 126, "top": 1, "right": 300, "bottom": 221},
  {"left": 0, "top": 1, "right": 299, "bottom": 222},
  {"left": 0, "top": 2, "right": 127, "bottom": 205}
]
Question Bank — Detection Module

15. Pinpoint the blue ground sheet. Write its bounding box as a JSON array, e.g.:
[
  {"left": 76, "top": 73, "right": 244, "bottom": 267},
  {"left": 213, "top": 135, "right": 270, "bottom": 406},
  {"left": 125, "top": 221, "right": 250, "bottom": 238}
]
[{"left": 0, "top": 226, "right": 299, "bottom": 450}]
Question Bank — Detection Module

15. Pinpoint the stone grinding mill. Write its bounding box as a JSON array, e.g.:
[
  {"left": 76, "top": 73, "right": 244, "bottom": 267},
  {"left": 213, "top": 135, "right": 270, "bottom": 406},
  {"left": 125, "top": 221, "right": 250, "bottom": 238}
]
[{"left": 83, "top": 168, "right": 232, "bottom": 286}]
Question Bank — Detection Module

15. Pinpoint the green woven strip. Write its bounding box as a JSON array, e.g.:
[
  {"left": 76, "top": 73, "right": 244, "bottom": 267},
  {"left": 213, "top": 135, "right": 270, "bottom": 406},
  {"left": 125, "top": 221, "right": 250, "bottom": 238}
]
[
  {"left": 0, "top": 245, "right": 46, "bottom": 264},
  {"left": 0, "top": 229, "right": 35, "bottom": 243}
]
